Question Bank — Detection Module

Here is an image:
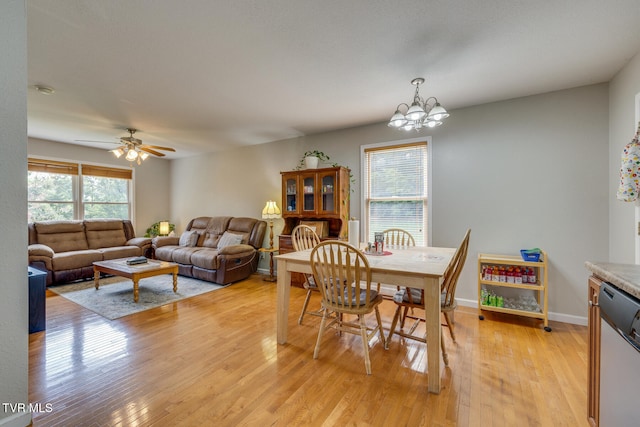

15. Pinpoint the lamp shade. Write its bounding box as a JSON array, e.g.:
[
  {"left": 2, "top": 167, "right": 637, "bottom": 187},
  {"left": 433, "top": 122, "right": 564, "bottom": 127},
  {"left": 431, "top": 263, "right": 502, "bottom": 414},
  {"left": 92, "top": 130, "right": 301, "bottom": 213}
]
[
  {"left": 110, "top": 147, "right": 125, "bottom": 158},
  {"left": 159, "top": 221, "right": 170, "bottom": 236},
  {"left": 262, "top": 200, "right": 281, "bottom": 219},
  {"left": 406, "top": 102, "right": 426, "bottom": 121},
  {"left": 125, "top": 149, "right": 138, "bottom": 161},
  {"left": 388, "top": 110, "right": 407, "bottom": 128},
  {"left": 427, "top": 103, "right": 449, "bottom": 121}
]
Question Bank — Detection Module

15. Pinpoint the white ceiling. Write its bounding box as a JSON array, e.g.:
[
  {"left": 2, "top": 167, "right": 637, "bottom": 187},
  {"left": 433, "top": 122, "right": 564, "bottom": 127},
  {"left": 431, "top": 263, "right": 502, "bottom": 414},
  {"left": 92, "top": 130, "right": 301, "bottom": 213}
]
[{"left": 27, "top": 0, "right": 640, "bottom": 159}]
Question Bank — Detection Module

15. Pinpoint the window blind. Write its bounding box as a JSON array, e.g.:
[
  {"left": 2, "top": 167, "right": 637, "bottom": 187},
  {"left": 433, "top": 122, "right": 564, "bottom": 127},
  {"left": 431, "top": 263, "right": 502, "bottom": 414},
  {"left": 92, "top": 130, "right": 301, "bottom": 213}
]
[
  {"left": 364, "top": 142, "right": 428, "bottom": 245},
  {"left": 82, "top": 165, "right": 132, "bottom": 180},
  {"left": 28, "top": 158, "right": 78, "bottom": 175}
]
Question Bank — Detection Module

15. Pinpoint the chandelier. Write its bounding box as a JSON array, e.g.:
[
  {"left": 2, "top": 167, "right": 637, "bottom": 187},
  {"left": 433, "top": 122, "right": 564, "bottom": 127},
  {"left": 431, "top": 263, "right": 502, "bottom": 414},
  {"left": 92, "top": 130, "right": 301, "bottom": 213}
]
[
  {"left": 388, "top": 77, "right": 449, "bottom": 131},
  {"left": 110, "top": 145, "right": 149, "bottom": 165}
]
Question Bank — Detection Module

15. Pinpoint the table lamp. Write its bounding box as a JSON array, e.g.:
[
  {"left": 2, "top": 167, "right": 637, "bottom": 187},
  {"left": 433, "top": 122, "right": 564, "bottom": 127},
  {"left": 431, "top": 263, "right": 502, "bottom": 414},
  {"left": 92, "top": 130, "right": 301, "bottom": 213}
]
[{"left": 159, "top": 221, "right": 170, "bottom": 236}]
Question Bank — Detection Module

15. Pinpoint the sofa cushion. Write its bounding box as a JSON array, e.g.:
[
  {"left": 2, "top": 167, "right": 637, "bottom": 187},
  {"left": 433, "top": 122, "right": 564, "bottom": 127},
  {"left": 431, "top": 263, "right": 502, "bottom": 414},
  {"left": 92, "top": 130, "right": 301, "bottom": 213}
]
[
  {"left": 52, "top": 250, "right": 103, "bottom": 271},
  {"left": 179, "top": 230, "right": 199, "bottom": 247},
  {"left": 99, "top": 246, "right": 142, "bottom": 260},
  {"left": 85, "top": 219, "right": 127, "bottom": 249},
  {"left": 34, "top": 221, "right": 88, "bottom": 253},
  {"left": 154, "top": 245, "right": 179, "bottom": 261},
  {"left": 226, "top": 218, "right": 257, "bottom": 245},
  {"left": 202, "top": 232, "right": 220, "bottom": 248},
  {"left": 217, "top": 231, "right": 243, "bottom": 249},
  {"left": 171, "top": 246, "right": 204, "bottom": 264},
  {"left": 190, "top": 248, "right": 220, "bottom": 270}
]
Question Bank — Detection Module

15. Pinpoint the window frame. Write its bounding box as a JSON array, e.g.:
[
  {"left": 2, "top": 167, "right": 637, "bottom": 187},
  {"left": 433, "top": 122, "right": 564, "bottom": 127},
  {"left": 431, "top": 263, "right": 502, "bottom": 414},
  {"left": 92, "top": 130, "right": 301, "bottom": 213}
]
[
  {"left": 360, "top": 137, "right": 432, "bottom": 246},
  {"left": 28, "top": 157, "right": 135, "bottom": 222}
]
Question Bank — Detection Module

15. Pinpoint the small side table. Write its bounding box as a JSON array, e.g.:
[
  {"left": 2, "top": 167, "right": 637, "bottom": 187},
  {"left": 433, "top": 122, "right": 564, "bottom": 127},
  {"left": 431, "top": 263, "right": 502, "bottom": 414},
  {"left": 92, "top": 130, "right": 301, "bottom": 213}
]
[{"left": 259, "top": 248, "right": 279, "bottom": 282}]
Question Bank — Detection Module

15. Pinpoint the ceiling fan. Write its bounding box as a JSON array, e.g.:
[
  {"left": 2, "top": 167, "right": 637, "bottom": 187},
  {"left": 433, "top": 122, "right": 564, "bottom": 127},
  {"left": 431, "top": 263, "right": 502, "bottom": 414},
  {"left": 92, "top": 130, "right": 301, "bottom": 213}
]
[{"left": 76, "top": 128, "right": 176, "bottom": 165}]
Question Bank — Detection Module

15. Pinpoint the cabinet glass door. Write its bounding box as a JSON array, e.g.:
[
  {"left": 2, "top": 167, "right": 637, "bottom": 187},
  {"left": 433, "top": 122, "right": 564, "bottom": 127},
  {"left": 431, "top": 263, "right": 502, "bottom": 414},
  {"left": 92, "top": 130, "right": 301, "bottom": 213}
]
[
  {"left": 320, "top": 172, "right": 336, "bottom": 214},
  {"left": 284, "top": 177, "right": 298, "bottom": 214},
  {"left": 302, "top": 175, "right": 316, "bottom": 212}
]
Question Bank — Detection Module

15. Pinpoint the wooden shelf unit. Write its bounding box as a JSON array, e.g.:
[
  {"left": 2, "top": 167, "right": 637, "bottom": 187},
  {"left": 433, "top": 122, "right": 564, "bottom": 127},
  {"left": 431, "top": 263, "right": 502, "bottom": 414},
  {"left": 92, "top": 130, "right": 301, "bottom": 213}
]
[{"left": 477, "top": 251, "right": 550, "bottom": 331}]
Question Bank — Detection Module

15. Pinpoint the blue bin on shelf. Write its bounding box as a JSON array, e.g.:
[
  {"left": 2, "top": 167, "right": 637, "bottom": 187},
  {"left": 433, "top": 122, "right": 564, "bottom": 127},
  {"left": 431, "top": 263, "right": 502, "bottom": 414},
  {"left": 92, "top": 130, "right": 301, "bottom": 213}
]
[{"left": 520, "top": 249, "right": 541, "bottom": 262}]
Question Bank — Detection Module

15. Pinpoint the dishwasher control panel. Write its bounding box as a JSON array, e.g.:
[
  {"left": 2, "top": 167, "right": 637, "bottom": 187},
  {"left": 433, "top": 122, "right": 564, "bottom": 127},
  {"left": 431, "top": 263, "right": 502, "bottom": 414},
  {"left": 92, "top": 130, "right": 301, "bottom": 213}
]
[{"left": 599, "top": 281, "right": 640, "bottom": 352}]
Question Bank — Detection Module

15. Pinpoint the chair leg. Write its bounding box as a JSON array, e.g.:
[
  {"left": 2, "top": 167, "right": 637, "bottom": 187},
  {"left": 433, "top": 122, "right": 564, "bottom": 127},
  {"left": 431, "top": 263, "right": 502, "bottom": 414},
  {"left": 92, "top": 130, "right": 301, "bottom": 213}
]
[
  {"left": 387, "top": 306, "right": 402, "bottom": 349},
  {"left": 313, "top": 310, "right": 329, "bottom": 360},
  {"left": 400, "top": 306, "right": 409, "bottom": 329},
  {"left": 298, "top": 289, "right": 313, "bottom": 325},
  {"left": 440, "top": 326, "right": 449, "bottom": 367},
  {"left": 374, "top": 306, "right": 386, "bottom": 350},
  {"left": 359, "top": 315, "right": 372, "bottom": 375},
  {"left": 443, "top": 311, "right": 456, "bottom": 342}
]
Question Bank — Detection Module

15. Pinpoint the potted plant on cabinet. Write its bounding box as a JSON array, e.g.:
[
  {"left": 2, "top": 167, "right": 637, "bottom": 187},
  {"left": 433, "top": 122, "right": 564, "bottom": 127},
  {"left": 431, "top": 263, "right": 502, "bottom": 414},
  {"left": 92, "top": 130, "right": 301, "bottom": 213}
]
[{"left": 298, "top": 150, "right": 330, "bottom": 169}]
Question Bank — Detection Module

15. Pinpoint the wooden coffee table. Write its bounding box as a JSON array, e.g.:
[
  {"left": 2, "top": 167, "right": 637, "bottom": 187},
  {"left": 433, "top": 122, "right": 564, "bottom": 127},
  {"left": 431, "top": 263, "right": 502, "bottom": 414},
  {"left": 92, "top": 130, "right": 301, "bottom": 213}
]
[{"left": 93, "top": 258, "right": 179, "bottom": 303}]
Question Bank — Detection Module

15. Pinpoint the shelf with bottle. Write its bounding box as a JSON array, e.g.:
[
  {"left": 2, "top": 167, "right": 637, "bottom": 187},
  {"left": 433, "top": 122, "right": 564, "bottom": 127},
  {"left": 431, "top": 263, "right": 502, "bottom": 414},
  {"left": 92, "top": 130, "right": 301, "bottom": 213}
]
[{"left": 477, "top": 251, "right": 550, "bottom": 331}]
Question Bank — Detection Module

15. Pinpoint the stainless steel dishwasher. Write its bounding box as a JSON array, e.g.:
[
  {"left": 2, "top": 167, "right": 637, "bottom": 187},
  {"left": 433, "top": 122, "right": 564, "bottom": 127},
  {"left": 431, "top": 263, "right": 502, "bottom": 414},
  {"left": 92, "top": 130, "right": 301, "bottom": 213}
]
[{"left": 598, "top": 281, "right": 640, "bottom": 426}]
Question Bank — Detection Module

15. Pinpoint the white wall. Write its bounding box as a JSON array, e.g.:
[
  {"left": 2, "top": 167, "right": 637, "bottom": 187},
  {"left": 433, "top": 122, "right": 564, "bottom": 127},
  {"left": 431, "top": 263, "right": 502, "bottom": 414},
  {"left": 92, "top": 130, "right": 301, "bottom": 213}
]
[
  {"left": 28, "top": 138, "right": 172, "bottom": 238},
  {"left": 432, "top": 85, "right": 609, "bottom": 319},
  {"left": 172, "top": 84, "right": 610, "bottom": 319},
  {"left": 609, "top": 51, "right": 640, "bottom": 263},
  {"left": 0, "top": 2, "right": 30, "bottom": 426}
]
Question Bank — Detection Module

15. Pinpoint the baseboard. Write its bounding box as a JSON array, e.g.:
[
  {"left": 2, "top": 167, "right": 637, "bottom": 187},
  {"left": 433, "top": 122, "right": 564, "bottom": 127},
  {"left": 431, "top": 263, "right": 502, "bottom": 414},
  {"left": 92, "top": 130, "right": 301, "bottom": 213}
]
[
  {"left": 456, "top": 297, "right": 588, "bottom": 326},
  {"left": 0, "top": 411, "right": 32, "bottom": 427}
]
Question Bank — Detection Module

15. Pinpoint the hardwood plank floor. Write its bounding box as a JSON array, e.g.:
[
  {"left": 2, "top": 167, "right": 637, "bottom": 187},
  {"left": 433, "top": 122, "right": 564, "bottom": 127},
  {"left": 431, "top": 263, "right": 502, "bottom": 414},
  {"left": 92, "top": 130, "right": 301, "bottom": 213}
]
[{"left": 29, "top": 274, "right": 589, "bottom": 426}]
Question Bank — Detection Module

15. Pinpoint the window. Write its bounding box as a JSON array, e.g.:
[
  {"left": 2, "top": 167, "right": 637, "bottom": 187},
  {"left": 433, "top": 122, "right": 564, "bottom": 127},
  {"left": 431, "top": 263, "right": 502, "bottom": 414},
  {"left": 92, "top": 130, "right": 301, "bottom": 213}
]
[
  {"left": 363, "top": 142, "right": 428, "bottom": 246},
  {"left": 28, "top": 158, "right": 133, "bottom": 222}
]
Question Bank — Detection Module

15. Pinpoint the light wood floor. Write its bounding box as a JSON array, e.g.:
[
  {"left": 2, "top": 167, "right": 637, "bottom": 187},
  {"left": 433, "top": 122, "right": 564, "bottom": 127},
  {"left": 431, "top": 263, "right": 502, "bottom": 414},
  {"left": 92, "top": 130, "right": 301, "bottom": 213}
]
[{"left": 29, "top": 274, "right": 589, "bottom": 426}]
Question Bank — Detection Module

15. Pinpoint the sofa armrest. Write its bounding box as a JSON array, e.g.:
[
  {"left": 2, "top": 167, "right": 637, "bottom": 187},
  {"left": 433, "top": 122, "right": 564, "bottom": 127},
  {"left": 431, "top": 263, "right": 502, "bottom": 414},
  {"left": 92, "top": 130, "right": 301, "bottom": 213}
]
[
  {"left": 28, "top": 244, "right": 54, "bottom": 271},
  {"left": 29, "top": 244, "right": 54, "bottom": 258},
  {"left": 152, "top": 236, "right": 180, "bottom": 249},
  {"left": 127, "top": 237, "right": 152, "bottom": 248},
  {"left": 218, "top": 244, "right": 255, "bottom": 256}
]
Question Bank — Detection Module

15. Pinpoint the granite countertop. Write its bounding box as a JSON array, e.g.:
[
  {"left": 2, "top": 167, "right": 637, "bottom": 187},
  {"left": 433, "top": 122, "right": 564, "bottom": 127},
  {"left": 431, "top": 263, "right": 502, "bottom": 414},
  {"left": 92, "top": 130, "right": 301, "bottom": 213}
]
[{"left": 585, "top": 261, "right": 640, "bottom": 299}]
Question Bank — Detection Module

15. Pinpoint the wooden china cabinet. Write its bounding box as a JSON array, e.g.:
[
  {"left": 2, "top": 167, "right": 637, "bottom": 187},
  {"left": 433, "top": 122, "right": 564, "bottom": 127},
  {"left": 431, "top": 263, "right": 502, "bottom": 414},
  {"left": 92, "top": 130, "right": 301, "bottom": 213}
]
[{"left": 279, "top": 166, "right": 350, "bottom": 287}]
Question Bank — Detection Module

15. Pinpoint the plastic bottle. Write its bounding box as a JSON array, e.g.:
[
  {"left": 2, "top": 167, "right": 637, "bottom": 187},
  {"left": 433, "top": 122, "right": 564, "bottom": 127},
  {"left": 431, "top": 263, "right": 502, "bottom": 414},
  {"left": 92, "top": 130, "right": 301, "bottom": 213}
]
[
  {"left": 506, "top": 267, "right": 515, "bottom": 284},
  {"left": 529, "top": 267, "right": 537, "bottom": 284},
  {"left": 499, "top": 266, "right": 506, "bottom": 282},
  {"left": 515, "top": 267, "right": 523, "bottom": 284}
]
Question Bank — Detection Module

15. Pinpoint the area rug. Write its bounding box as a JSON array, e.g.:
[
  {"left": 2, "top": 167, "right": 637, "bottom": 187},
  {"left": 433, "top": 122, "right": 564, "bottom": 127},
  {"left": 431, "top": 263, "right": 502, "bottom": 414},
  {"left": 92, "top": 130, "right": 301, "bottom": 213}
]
[{"left": 49, "top": 275, "right": 226, "bottom": 320}]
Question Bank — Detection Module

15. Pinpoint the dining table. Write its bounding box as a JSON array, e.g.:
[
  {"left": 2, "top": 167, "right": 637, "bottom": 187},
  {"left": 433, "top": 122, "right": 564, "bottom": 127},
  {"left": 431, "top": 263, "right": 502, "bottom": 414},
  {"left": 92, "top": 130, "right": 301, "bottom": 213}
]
[{"left": 275, "top": 244, "right": 457, "bottom": 394}]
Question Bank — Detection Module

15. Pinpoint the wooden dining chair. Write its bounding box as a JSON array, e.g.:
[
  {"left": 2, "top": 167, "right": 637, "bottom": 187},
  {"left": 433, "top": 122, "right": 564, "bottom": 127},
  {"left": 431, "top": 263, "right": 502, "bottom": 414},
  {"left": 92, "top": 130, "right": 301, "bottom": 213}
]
[
  {"left": 380, "top": 229, "right": 416, "bottom": 302},
  {"left": 382, "top": 228, "right": 416, "bottom": 248},
  {"left": 291, "top": 225, "right": 322, "bottom": 325},
  {"left": 386, "top": 229, "right": 471, "bottom": 366},
  {"left": 310, "top": 240, "right": 386, "bottom": 375}
]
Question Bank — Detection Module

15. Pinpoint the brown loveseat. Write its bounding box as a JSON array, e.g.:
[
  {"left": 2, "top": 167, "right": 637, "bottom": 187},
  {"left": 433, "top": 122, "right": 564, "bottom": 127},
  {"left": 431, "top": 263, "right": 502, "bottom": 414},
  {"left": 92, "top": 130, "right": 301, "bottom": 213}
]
[
  {"left": 28, "top": 219, "right": 152, "bottom": 285},
  {"left": 152, "top": 216, "right": 266, "bottom": 285}
]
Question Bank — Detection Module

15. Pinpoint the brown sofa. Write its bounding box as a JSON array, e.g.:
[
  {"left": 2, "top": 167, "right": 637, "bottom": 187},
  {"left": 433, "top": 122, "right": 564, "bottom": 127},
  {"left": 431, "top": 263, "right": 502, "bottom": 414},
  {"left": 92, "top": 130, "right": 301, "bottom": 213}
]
[
  {"left": 152, "top": 216, "right": 266, "bottom": 285},
  {"left": 28, "top": 219, "right": 152, "bottom": 285}
]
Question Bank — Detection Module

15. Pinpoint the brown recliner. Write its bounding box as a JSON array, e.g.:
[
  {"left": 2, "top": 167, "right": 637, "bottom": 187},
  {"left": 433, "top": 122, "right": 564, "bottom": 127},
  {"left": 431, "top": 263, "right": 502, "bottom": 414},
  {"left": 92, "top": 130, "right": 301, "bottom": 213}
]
[{"left": 152, "top": 216, "right": 267, "bottom": 285}]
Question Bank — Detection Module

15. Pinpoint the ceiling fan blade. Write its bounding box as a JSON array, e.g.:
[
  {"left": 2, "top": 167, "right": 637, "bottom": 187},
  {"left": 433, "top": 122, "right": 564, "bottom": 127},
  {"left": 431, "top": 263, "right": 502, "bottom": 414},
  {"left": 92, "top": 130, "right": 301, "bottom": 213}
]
[
  {"left": 141, "top": 144, "right": 176, "bottom": 152},
  {"left": 74, "top": 139, "right": 118, "bottom": 144},
  {"left": 139, "top": 147, "right": 166, "bottom": 157}
]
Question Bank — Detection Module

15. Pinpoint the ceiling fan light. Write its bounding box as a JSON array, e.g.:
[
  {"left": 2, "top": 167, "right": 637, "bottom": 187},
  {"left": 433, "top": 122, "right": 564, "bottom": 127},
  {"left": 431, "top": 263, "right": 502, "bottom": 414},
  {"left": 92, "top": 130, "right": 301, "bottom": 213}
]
[
  {"left": 110, "top": 147, "right": 124, "bottom": 158},
  {"left": 125, "top": 149, "right": 138, "bottom": 161},
  {"left": 139, "top": 152, "right": 149, "bottom": 161},
  {"left": 426, "top": 120, "right": 442, "bottom": 128}
]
